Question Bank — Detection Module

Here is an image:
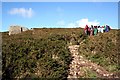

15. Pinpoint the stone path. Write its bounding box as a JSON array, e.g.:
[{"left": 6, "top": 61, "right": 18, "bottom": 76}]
[{"left": 67, "top": 45, "right": 118, "bottom": 79}]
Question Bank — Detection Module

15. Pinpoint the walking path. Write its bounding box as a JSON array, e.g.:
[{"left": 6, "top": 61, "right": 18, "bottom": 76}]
[{"left": 67, "top": 45, "right": 118, "bottom": 79}]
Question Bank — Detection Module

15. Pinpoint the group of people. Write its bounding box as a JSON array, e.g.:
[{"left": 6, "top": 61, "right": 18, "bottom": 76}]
[{"left": 84, "top": 25, "right": 111, "bottom": 36}]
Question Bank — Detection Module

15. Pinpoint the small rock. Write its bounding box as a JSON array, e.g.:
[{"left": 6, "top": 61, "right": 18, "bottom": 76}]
[
  {"left": 96, "top": 69, "right": 100, "bottom": 72},
  {"left": 81, "top": 61, "right": 85, "bottom": 64}
]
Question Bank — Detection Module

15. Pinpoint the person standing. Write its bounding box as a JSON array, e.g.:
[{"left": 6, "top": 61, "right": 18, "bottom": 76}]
[
  {"left": 90, "top": 25, "right": 94, "bottom": 36},
  {"left": 103, "top": 25, "right": 106, "bottom": 32},
  {"left": 106, "top": 25, "right": 110, "bottom": 32},
  {"left": 84, "top": 25, "right": 89, "bottom": 35},
  {"left": 97, "top": 25, "right": 101, "bottom": 33},
  {"left": 101, "top": 26, "right": 104, "bottom": 33},
  {"left": 88, "top": 26, "right": 91, "bottom": 36},
  {"left": 94, "top": 26, "right": 98, "bottom": 35}
]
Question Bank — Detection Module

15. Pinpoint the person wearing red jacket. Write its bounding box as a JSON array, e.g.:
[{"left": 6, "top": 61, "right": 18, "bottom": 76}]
[
  {"left": 84, "top": 25, "right": 90, "bottom": 35},
  {"left": 84, "top": 25, "right": 88, "bottom": 34}
]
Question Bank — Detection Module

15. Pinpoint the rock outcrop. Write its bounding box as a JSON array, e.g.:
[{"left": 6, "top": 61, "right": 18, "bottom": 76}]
[{"left": 9, "top": 25, "right": 29, "bottom": 35}]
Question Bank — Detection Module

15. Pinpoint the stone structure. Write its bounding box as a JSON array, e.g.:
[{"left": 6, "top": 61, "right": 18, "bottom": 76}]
[{"left": 9, "top": 25, "right": 29, "bottom": 35}]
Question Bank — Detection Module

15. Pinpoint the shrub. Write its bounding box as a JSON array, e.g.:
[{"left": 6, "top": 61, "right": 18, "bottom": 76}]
[{"left": 2, "top": 30, "right": 72, "bottom": 79}]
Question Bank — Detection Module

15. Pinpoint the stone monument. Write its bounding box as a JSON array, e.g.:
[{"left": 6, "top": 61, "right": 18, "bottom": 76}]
[{"left": 9, "top": 25, "right": 29, "bottom": 35}]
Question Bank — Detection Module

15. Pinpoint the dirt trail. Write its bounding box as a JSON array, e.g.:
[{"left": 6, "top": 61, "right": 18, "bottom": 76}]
[{"left": 67, "top": 45, "right": 117, "bottom": 79}]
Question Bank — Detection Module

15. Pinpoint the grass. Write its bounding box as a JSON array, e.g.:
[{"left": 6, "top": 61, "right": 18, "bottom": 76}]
[
  {"left": 78, "top": 29, "right": 119, "bottom": 73},
  {"left": 2, "top": 28, "right": 83, "bottom": 79},
  {"left": 2, "top": 28, "right": 120, "bottom": 78},
  {"left": 80, "top": 67, "right": 97, "bottom": 78}
]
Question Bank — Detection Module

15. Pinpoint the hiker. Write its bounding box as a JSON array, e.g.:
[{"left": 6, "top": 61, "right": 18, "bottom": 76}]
[
  {"left": 88, "top": 26, "right": 91, "bottom": 35},
  {"left": 101, "top": 26, "right": 104, "bottom": 33},
  {"left": 94, "top": 26, "right": 98, "bottom": 35},
  {"left": 97, "top": 25, "right": 101, "bottom": 33},
  {"left": 109, "top": 25, "right": 111, "bottom": 31},
  {"left": 103, "top": 25, "right": 106, "bottom": 32},
  {"left": 105, "top": 25, "right": 110, "bottom": 32},
  {"left": 90, "top": 25, "right": 94, "bottom": 36},
  {"left": 84, "top": 25, "right": 89, "bottom": 35}
]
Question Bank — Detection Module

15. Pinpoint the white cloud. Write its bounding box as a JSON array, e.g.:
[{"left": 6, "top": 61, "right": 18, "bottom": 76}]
[
  {"left": 57, "top": 20, "right": 65, "bottom": 26},
  {"left": 8, "top": 8, "right": 34, "bottom": 18},
  {"left": 76, "top": 18, "right": 100, "bottom": 28},
  {"left": 67, "top": 18, "right": 100, "bottom": 28}
]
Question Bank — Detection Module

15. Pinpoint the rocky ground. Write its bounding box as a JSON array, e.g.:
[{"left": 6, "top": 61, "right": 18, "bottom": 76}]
[{"left": 67, "top": 45, "right": 118, "bottom": 79}]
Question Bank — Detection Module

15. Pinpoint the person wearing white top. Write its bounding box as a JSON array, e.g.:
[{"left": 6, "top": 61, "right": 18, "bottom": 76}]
[
  {"left": 97, "top": 26, "right": 101, "bottom": 33},
  {"left": 101, "top": 26, "right": 104, "bottom": 33}
]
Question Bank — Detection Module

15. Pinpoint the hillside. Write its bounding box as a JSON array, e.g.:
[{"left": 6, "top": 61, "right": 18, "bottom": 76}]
[{"left": 2, "top": 28, "right": 120, "bottom": 79}]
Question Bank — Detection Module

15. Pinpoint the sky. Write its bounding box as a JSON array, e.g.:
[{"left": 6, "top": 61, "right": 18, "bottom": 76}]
[
  {"left": 2, "top": 0, "right": 120, "bottom": 2},
  {"left": 1, "top": 2, "right": 119, "bottom": 32}
]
